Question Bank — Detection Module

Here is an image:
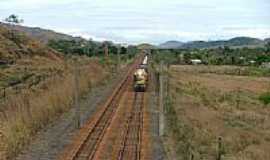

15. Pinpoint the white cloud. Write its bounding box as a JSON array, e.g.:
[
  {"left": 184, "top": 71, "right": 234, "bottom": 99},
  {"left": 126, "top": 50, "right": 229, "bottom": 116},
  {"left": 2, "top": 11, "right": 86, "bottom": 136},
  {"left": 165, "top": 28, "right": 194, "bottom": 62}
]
[
  {"left": 0, "top": 0, "right": 85, "bottom": 9},
  {"left": 0, "top": 0, "right": 269, "bottom": 44},
  {"left": 220, "top": 27, "right": 270, "bottom": 39}
]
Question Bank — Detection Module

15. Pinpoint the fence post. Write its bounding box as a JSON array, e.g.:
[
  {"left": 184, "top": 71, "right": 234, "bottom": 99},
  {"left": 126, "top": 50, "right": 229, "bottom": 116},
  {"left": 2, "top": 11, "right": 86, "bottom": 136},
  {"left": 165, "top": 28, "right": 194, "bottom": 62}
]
[
  {"left": 155, "top": 72, "right": 159, "bottom": 96},
  {"left": 159, "top": 61, "right": 164, "bottom": 136},
  {"left": 236, "top": 88, "right": 240, "bottom": 108},
  {"left": 167, "top": 65, "right": 170, "bottom": 97},
  {"left": 104, "top": 43, "right": 109, "bottom": 57},
  {"left": 190, "top": 153, "right": 194, "bottom": 160},
  {"left": 117, "top": 45, "right": 121, "bottom": 71},
  {"left": 3, "top": 88, "right": 5, "bottom": 99},
  {"left": 189, "top": 147, "right": 194, "bottom": 160},
  {"left": 74, "top": 59, "right": 80, "bottom": 129},
  {"left": 217, "top": 136, "right": 223, "bottom": 160},
  {"left": 236, "top": 68, "right": 241, "bottom": 108},
  {"left": 15, "top": 86, "right": 19, "bottom": 94}
]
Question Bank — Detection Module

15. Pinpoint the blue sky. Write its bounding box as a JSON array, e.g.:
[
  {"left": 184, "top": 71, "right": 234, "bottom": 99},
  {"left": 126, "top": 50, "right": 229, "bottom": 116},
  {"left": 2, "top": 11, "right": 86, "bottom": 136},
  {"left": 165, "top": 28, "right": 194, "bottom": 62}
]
[{"left": 1, "top": 0, "right": 270, "bottom": 44}]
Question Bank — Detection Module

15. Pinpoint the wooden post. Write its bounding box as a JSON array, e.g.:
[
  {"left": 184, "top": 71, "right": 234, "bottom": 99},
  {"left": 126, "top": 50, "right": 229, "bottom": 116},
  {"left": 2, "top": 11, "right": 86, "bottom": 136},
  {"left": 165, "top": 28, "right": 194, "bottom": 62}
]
[
  {"left": 165, "top": 64, "right": 169, "bottom": 100},
  {"left": 104, "top": 43, "right": 109, "bottom": 57},
  {"left": 117, "top": 45, "right": 121, "bottom": 71},
  {"left": 74, "top": 59, "right": 80, "bottom": 129},
  {"left": 236, "top": 68, "right": 241, "bottom": 108},
  {"left": 217, "top": 136, "right": 223, "bottom": 160},
  {"left": 155, "top": 72, "right": 159, "bottom": 96},
  {"left": 15, "top": 86, "right": 19, "bottom": 94},
  {"left": 159, "top": 61, "right": 164, "bottom": 136},
  {"left": 92, "top": 47, "right": 95, "bottom": 57},
  {"left": 189, "top": 146, "right": 194, "bottom": 160},
  {"left": 190, "top": 153, "right": 194, "bottom": 160},
  {"left": 236, "top": 87, "right": 240, "bottom": 108},
  {"left": 3, "top": 88, "right": 5, "bottom": 99}
]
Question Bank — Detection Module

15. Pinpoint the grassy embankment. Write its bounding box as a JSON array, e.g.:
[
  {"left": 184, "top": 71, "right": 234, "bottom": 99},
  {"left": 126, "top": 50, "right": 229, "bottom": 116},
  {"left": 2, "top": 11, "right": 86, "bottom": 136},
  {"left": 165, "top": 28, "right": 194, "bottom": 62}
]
[{"left": 0, "top": 56, "right": 115, "bottom": 159}]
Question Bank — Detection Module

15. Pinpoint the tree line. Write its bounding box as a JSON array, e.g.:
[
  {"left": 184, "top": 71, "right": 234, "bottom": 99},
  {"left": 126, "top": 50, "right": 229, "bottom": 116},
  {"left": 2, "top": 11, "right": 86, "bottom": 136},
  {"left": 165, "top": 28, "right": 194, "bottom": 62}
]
[
  {"left": 47, "top": 39, "right": 138, "bottom": 58},
  {"left": 152, "top": 44, "right": 270, "bottom": 66}
]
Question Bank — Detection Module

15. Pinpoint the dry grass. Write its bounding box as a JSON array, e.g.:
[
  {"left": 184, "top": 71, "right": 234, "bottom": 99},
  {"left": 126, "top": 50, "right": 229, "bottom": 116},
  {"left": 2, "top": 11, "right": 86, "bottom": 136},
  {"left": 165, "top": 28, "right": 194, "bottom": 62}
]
[
  {"left": 0, "top": 56, "right": 110, "bottom": 159},
  {"left": 0, "top": 25, "right": 116, "bottom": 159},
  {"left": 165, "top": 65, "right": 270, "bottom": 160}
]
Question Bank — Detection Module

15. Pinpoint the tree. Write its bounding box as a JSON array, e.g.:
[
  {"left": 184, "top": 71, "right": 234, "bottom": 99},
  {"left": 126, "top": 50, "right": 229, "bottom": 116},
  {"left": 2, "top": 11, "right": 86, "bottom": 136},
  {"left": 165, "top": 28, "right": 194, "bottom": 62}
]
[
  {"left": 4, "top": 14, "right": 24, "bottom": 24},
  {"left": 183, "top": 52, "right": 191, "bottom": 64},
  {"left": 256, "top": 55, "right": 270, "bottom": 64},
  {"left": 266, "top": 42, "right": 270, "bottom": 53}
]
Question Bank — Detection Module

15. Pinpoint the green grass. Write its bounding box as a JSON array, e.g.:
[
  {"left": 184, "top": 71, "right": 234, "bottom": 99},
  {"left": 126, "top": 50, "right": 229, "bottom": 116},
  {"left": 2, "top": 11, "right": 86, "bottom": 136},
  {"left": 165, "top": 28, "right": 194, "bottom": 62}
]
[
  {"left": 242, "top": 67, "right": 270, "bottom": 77},
  {"left": 165, "top": 96, "right": 193, "bottom": 159},
  {"left": 259, "top": 92, "right": 270, "bottom": 105}
]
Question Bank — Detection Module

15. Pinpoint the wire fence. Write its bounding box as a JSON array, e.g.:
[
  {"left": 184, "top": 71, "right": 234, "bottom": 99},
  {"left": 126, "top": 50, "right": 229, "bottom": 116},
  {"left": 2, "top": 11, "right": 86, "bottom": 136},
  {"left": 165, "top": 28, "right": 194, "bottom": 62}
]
[{"left": 158, "top": 63, "right": 237, "bottom": 160}]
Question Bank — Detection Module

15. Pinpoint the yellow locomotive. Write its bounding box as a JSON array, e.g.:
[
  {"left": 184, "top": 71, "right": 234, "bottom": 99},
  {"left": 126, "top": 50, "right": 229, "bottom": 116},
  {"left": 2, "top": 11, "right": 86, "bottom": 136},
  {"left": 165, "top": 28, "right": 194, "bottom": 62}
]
[{"left": 133, "top": 56, "right": 148, "bottom": 92}]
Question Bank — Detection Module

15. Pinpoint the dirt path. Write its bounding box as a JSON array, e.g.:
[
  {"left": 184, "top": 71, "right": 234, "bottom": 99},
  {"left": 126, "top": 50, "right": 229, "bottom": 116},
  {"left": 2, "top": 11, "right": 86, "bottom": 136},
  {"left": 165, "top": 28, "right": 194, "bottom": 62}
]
[{"left": 15, "top": 72, "right": 126, "bottom": 160}]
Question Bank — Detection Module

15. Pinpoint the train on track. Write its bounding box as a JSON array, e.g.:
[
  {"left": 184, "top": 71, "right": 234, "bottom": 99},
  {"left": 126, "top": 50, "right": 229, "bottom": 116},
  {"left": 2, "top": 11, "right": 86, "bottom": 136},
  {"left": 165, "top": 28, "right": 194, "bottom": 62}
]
[{"left": 133, "top": 55, "right": 148, "bottom": 92}]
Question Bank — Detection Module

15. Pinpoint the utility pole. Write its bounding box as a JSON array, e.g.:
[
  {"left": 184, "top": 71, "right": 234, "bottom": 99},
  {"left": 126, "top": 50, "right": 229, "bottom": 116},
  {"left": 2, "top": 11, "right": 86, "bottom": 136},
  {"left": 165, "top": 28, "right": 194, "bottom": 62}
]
[
  {"left": 74, "top": 58, "right": 80, "bottom": 129},
  {"left": 236, "top": 68, "right": 241, "bottom": 108},
  {"left": 117, "top": 45, "right": 121, "bottom": 71},
  {"left": 165, "top": 63, "right": 169, "bottom": 99},
  {"left": 159, "top": 61, "right": 164, "bottom": 136},
  {"left": 104, "top": 43, "right": 109, "bottom": 57}
]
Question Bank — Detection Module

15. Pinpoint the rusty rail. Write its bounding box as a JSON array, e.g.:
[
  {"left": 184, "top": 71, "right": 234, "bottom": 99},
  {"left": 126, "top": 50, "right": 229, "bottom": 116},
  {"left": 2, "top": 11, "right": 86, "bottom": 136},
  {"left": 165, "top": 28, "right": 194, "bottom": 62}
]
[{"left": 118, "top": 92, "right": 144, "bottom": 160}]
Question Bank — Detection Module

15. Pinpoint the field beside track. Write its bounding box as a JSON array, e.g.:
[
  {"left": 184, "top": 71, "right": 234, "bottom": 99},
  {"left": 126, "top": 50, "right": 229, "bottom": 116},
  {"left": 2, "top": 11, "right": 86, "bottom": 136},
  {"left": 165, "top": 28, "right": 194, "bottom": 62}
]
[{"left": 164, "top": 65, "right": 270, "bottom": 160}]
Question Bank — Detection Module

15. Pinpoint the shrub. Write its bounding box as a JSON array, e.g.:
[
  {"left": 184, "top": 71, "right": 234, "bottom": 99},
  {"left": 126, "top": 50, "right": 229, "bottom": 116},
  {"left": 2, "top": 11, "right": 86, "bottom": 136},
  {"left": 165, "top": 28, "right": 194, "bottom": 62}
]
[{"left": 259, "top": 92, "right": 270, "bottom": 105}]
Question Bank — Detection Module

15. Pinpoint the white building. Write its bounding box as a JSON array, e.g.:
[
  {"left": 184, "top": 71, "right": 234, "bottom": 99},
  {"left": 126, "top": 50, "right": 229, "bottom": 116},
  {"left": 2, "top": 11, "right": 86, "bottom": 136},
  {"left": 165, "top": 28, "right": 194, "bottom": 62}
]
[
  {"left": 190, "top": 59, "right": 202, "bottom": 65},
  {"left": 261, "top": 62, "right": 270, "bottom": 68}
]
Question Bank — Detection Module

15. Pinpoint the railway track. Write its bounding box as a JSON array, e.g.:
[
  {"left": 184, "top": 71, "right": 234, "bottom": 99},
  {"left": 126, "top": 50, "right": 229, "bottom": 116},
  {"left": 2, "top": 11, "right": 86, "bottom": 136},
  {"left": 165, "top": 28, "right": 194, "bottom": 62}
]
[
  {"left": 71, "top": 80, "right": 130, "bottom": 160},
  {"left": 118, "top": 92, "right": 144, "bottom": 160},
  {"left": 59, "top": 55, "right": 146, "bottom": 160}
]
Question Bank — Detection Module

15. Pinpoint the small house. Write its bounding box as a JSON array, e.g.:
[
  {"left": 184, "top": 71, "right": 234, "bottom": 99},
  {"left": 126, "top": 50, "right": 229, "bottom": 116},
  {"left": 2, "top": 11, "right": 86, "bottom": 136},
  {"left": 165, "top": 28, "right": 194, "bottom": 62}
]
[
  {"left": 190, "top": 59, "right": 202, "bottom": 65},
  {"left": 261, "top": 62, "right": 270, "bottom": 69}
]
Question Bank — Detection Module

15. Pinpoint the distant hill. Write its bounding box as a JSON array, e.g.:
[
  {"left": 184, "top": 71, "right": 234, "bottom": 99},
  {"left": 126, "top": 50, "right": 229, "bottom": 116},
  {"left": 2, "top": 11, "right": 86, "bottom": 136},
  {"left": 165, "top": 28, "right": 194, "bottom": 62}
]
[
  {"left": 137, "top": 43, "right": 156, "bottom": 49},
  {"left": 159, "top": 37, "right": 266, "bottom": 49},
  {"left": 159, "top": 41, "right": 184, "bottom": 49},
  {"left": 226, "top": 37, "right": 264, "bottom": 46},
  {"left": 0, "top": 22, "right": 84, "bottom": 44},
  {"left": 265, "top": 38, "right": 270, "bottom": 43}
]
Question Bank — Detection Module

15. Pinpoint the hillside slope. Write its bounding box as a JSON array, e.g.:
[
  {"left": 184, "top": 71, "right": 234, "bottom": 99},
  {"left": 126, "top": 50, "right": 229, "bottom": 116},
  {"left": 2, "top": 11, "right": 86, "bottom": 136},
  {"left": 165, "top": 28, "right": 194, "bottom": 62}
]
[
  {"left": 0, "top": 25, "right": 111, "bottom": 159},
  {"left": 0, "top": 25, "right": 65, "bottom": 89},
  {"left": 0, "top": 22, "right": 83, "bottom": 44},
  {"left": 0, "top": 25, "right": 62, "bottom": 62}
]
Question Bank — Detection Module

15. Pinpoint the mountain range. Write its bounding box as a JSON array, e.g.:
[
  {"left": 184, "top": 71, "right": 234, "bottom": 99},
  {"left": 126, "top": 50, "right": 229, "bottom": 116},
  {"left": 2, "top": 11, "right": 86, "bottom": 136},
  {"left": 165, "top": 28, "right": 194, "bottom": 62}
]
[
  {"left": 159, "top": 37, "right": 269, "bottom": 49},
  {"left": 1, "top": 22, "right": 269, "bottom": 49}
]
